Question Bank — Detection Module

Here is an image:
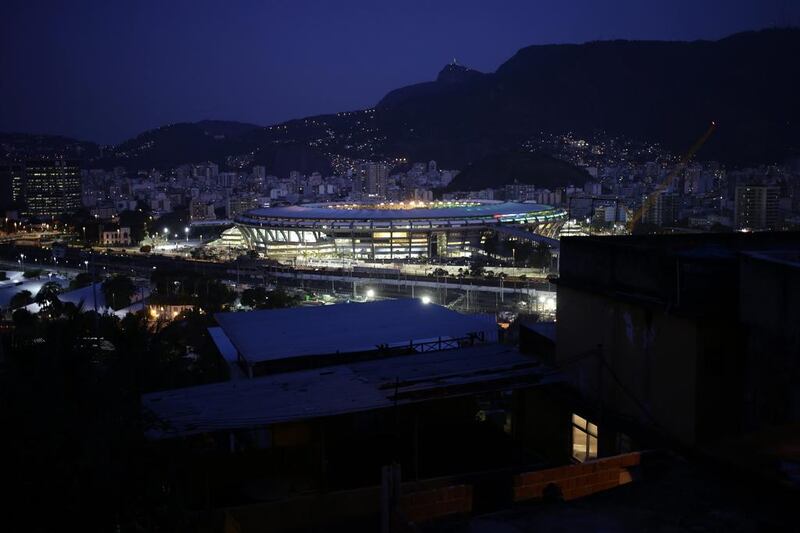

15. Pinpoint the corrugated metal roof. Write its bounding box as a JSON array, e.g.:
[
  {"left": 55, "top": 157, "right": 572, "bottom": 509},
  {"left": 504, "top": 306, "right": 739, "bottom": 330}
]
[{"left": 142, "top": 344, "right": 560, "bottom": 439}]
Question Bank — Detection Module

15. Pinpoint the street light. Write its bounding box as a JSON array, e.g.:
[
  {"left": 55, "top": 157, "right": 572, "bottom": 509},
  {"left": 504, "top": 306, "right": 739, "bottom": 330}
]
[
  {"left": 184, "top": 226, "right": 189, "bottom": 242},
  {"left": 421, "top": 295, "right": 432, "bottom": 305},
  {"left": 366, "top": 288, "right": 375, "bottom": 299}
]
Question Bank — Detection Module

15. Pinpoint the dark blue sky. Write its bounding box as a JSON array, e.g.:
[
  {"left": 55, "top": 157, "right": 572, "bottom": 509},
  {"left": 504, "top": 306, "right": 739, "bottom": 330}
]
[{"left": 1, "top": 0, "right": 795, "bottom": 144}]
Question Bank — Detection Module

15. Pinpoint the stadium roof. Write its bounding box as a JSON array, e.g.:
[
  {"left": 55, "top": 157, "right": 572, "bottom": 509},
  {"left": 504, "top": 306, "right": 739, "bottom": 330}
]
[
  {"left": 214, "top": 299, "right": 498, "bottom": 365},
  {"left": 142, "top": 343, "right": 560, "bottom": 439},
  {"left": 241, "top": 201, "right": 556, "bottom": 221}
]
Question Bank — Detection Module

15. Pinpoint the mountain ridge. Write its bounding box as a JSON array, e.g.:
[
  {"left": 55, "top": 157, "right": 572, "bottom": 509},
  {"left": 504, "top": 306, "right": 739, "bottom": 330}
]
[{"left": 2, "top": 28, "right": 799, "bottom": 181}]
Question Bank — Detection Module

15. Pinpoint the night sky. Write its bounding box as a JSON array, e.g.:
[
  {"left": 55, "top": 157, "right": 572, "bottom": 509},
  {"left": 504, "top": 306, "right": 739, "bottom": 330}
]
[{"left": 1, "top": 0, "right": 796, "bottom": 144}]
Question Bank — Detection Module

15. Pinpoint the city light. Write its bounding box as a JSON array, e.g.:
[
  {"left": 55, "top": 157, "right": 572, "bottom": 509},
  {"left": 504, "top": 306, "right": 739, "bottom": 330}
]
[
  {"left": 366, "top": 288, "right": 375, "bottom": 299},
  {"left": 421, "top": 295, "right": 432, "bottom": 305}
]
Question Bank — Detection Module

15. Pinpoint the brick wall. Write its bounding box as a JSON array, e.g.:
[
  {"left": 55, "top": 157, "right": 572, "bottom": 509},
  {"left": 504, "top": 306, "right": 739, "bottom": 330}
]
[
  {"left": 400, "top": 484, "right": 473, "bottom": 523},
  {"left": 513, "top": 452, "right": 641, "bottom": 502}
]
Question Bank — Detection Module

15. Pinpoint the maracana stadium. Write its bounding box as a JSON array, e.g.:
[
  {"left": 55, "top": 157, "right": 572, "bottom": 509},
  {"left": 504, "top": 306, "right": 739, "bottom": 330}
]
[{"left": 235, "top": 200, "right": 566, "bottom": 260}]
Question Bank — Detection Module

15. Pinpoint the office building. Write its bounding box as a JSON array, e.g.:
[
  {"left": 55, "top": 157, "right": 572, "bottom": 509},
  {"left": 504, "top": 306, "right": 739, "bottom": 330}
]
[{"left": 22, "top": 159, "right": 82, "bottom": 217}]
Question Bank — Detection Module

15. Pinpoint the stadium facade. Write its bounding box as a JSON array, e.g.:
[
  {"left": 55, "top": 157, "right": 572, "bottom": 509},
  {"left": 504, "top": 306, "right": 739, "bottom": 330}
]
[{"left": 235, "top": 200, "right": 566, "bottom": 260}]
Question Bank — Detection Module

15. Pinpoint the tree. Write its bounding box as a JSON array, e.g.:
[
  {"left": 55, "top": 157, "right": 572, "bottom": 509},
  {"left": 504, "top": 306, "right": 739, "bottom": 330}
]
[
  {"left": 35, "top": 281, "right": 63, "bottom": 313},
  {"left": 118, "top": 209, "right": 149, "bottom": 244},
  {"left": 240, "top": 286, "right": 268, "bottom": 308},
  {"left": 11, "top": 307, "right": 38, "bottom": 331},
  {"left": 469, "top": 259, "right": 485, "bottom": 278},
  {"left": 102, "top": 275, "right": 136, "bottom": 310},
  {"left": 69, "top": 272, "right": 93, "bottom": 290},
  {"left": 200, "top": 279, "right": 236, "bottom": 312},
  {"left": 240, "top": 287, "right": 297, "bottom": 309},
  {"left": 260, "top": 288, "right": 299, "bottom": 309},
  {"left": 9, "top": 290, "right": 33, "bottom": 309}
]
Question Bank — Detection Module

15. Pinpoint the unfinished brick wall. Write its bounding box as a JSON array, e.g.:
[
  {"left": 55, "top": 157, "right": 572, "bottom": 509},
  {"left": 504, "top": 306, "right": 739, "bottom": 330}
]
[
  {"left": 513, "top": 452, "right": 641, "bottom": 502},
  {"left": 400, "top": 484, "right": 473, "bottom": 523}
]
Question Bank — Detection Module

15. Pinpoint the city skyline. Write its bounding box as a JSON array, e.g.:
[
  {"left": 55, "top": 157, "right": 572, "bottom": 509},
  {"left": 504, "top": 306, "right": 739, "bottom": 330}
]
[
  {"left": 3, "top": 4, "right": 799, "bottom": 531},
  {"left": 2, "top": 0, "right": 797, "bottom": 144}
]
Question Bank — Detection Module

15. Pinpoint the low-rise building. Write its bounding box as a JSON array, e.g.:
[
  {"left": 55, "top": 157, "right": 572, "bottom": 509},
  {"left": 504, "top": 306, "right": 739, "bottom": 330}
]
[{"left": 100, "top": 225, "right": 131, "bottom": 246}]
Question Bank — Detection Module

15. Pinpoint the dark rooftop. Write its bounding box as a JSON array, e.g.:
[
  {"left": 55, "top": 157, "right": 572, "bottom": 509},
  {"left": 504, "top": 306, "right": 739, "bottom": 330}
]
[{"left": 142, "top": 343, "right": 560, "bottom": 440}]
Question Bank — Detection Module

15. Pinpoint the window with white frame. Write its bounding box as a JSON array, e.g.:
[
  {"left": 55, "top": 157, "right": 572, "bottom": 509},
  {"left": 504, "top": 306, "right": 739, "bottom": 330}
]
[{"left": 572, "top": 413, "right": 598, "bottom": 462}]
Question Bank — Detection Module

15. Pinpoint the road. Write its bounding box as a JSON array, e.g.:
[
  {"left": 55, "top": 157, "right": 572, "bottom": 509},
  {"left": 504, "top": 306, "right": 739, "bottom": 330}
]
[{"left": 0, "top": 242, "right": 557, "bottom": 314}]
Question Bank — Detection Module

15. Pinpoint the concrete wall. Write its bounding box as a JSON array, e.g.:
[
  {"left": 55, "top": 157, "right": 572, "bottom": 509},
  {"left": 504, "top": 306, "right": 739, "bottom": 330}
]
[
  {"left": 556, "top": 286, "right": 699, "bottom": 445},
  {"left": 739, "top": 254, "right": 800, "bottom": 428},
  {"left": 515, "top": 387, "right": 572, "bottom": 464}
]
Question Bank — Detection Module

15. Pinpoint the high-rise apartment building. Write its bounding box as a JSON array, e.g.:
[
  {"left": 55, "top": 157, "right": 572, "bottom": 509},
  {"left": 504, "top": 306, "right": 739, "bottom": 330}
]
[
  {"left": 0, "top": 165, "right": 25, "bottom": 210},
  {"left": 735, "top": 185, "right": 779, "bottom": 230},
  {"left": 365, "top": 162, "right": 389, "bottom": 198},
  {"left": 641, "top": 191, "right": 678, "bottom": 226}
]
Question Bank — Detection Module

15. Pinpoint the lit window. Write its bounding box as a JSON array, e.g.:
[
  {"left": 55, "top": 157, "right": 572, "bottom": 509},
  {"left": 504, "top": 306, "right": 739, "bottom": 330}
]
[{"left": 572, "top": 413, "right": 598, "bottom": 462}]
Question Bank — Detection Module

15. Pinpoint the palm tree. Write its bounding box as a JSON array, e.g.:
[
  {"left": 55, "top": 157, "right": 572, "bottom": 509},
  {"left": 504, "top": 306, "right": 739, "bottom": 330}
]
[{"left": 35, "top": 281, "right": 63, "bottom": 315}]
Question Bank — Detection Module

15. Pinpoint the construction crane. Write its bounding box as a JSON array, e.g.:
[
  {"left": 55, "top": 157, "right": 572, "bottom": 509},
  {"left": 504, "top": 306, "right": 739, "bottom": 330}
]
[{"left": 627, "top": 121, "right": 717, "bottom": 233}]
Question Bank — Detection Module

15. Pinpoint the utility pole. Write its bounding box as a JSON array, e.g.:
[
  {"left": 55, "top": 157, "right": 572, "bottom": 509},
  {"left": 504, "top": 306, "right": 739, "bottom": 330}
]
[{"left": 91, "top": 257, "right": 99, "bottom": 335}]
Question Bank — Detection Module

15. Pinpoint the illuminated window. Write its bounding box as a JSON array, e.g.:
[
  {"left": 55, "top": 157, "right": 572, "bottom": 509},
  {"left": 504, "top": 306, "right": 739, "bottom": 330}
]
[{"left": 571, "top": 414, "right": 598, "bottom": 462}]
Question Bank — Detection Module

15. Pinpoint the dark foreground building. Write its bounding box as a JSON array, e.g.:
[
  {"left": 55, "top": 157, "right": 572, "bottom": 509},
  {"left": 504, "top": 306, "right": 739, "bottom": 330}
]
[
  {"left": 142, "top": 299, "right": 653, "bottom": 531},
  {"left": 140, "top": 265, "right": 799, "bottom": 531},
  {"left": 554, "top": 232, "right": 800, "bottom": 449}
]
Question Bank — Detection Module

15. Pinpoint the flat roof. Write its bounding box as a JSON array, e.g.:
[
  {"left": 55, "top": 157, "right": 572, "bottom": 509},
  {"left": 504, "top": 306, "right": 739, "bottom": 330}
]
[
  {"left": 742, "top": 250, "right": 800, "bottom": 269},
  {"left": 142, "top": 343, "right": 560, "bottom": 439},
  {"left": 241, "top": 201, "right": 556, "bottom": 221},
  {"left": 214, "top": 299, "right": 498, "bottom": 365}
]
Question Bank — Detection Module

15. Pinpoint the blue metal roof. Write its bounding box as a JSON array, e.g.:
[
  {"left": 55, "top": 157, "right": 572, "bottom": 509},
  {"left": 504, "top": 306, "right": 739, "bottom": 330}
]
[{"left": 214, "top": 298, "right": 498, "bottom": 364}]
